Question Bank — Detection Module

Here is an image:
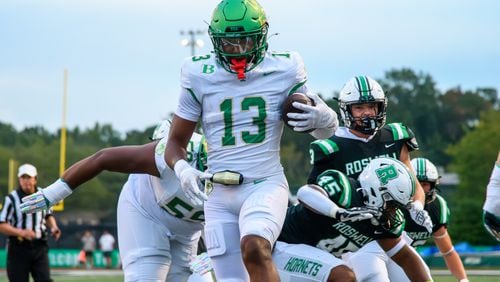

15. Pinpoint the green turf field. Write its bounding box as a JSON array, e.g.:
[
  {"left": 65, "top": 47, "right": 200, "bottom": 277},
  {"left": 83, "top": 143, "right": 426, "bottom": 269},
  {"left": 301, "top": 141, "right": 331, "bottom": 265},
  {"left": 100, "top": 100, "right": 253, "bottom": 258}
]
[{"left": 0, "top": 272, "right": 498, "bottom": 281}]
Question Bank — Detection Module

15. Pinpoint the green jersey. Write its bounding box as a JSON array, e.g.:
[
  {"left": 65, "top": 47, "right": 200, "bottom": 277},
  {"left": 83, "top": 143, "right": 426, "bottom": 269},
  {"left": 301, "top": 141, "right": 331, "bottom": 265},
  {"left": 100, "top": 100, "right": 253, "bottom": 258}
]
[
  {"left": 308, "top": 123, "right": 418, "bottom": 183},
  {"left": 403, "top": 194, "right": 450, "bottom": 246},
  {"left": 279, "top": 169, "right": 405, "bottom": 258}
]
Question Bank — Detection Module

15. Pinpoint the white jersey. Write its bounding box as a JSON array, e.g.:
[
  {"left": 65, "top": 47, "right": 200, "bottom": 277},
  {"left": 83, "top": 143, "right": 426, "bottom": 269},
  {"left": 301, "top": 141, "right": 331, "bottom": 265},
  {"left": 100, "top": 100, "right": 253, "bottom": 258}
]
[
  {"left": 176, "top": 51, "right": 308, "bottom": 179},
  {"left": 484, "top": 162, "right": 500, "bottom": 215},
  {"left": 150, "top": 135, "right": 204, "bottom": 222}
]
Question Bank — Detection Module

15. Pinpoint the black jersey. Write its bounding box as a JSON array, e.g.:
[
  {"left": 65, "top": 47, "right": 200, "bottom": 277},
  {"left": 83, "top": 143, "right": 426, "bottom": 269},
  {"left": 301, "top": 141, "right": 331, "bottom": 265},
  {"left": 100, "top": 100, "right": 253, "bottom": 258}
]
[
  {"left": 403, "top": 194, "right": 450, "bottom": 246},
  {"left": 279, "top": 169, "right": 405, "bottom": 258},
  {"left": 308, "top": 123, "right": 418, "bottom": 183}
]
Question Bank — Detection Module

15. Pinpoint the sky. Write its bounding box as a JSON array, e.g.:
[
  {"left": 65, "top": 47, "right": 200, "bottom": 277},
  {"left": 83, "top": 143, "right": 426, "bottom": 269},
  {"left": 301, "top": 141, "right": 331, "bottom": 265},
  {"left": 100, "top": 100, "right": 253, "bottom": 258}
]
[{"left": 1, "top": 0, "right": 499, "bottom": 134}]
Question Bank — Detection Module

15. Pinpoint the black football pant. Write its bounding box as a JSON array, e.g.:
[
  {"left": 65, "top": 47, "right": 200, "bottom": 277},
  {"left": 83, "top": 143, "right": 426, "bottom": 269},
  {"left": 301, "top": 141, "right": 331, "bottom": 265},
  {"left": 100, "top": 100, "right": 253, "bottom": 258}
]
[{"left": 7, "top": 240, "right": 52, "bottom": 282}]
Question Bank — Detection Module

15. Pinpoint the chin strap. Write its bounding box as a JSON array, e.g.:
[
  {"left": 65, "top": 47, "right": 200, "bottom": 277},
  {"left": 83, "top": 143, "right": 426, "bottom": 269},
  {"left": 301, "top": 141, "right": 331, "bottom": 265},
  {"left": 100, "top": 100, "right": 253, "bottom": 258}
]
[{"left": 230, "top": 58, "right": 247, "bottom": 81}]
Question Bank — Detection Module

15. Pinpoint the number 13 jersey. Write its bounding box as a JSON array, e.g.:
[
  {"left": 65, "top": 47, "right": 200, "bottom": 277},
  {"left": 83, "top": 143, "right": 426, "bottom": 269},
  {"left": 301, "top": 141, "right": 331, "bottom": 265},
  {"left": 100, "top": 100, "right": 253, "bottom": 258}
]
[{"left": 175, "top": 51, "right": 308, "bottom": 179}]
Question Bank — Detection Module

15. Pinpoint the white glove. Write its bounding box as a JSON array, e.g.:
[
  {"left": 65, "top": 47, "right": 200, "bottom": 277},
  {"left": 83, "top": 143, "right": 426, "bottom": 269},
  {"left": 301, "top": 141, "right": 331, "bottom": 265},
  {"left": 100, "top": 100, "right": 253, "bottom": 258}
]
[
  {"left": 287, "top": 93, "right": 338, "bottom": 132},
  {"left": 20, "top": 179, "right": 72, "bottom": 214},
  {"left": 409, "top": 201, "right": 433, "bottom": 233},
  {"left": 333, "top": 206, "right": 376, "bottom": 222},
  {"left": 174, "top": 159, "right": 212, "bottom": 206}
]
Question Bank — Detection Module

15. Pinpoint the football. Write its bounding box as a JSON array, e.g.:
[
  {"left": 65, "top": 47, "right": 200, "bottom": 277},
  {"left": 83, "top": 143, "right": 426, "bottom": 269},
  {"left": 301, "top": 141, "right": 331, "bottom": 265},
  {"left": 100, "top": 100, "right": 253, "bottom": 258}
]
[{"left": 282, "top": 93, "right": 315, "bottom": 132}]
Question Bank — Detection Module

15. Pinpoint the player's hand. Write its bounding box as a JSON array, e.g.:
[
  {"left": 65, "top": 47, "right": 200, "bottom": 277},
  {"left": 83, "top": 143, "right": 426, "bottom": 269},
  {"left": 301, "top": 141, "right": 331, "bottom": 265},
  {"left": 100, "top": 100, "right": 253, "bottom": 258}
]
[
  {"left": 409, "top": 201, "right": 433, "bottom": 233},
  {"left": 20, "top": 179, "right": 72, "bottom": 214},
  {"left": 334, "top": 207, "right": 376, "bottom": 222},
  {"left": 174, "top": 160, "right": 211, "bottom": 206},
  {"left": 287, "top": 93, "right": 338, "bottom": 132}
]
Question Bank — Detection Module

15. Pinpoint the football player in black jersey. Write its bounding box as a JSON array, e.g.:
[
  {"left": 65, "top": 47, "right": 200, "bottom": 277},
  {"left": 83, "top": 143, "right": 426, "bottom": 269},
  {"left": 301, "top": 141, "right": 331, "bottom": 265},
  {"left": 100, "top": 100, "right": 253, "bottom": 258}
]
[
  {"left": 273, "top": 157, "right": 432, "bottom": 282},
  {"left": 308, "top": 75, "right": 432, "bottom": 233},
  {"left": 348, "top": 158, "right": 468, "bottom": 281}
]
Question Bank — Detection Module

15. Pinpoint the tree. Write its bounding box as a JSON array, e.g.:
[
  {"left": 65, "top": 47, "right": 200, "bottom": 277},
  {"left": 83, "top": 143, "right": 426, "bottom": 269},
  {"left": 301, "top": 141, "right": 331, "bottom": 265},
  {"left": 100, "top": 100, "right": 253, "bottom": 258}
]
[{"left": 447, "top": 109, "right": 500, "bottom": 244}]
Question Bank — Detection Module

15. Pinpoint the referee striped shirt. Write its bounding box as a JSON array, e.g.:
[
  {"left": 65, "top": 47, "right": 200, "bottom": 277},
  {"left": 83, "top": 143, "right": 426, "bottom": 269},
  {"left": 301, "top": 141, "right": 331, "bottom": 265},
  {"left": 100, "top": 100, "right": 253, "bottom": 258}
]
[{"left": 0, "top": 187, "right": 53, "bottom": 240}]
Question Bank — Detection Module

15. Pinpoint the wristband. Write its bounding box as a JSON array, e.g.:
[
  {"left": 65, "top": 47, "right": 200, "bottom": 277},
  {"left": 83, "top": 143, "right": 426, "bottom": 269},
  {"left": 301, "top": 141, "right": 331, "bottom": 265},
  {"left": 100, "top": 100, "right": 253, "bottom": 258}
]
[{"left": 44, "top": 179, "right": 73, "bottom": 203}]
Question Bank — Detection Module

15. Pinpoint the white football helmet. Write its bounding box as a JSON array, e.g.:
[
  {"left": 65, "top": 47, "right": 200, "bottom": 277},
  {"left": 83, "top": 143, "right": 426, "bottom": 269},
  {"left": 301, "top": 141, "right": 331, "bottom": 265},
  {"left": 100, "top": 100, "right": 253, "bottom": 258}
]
[
  {"left": 411, "top": 157, "right": 440, "bottom": 203},
  {"left": 359, "top": 157, "right": 415, "bottom": 211},
  {"left": 338, "top": 76, "right": 387, "bottom": 135}
]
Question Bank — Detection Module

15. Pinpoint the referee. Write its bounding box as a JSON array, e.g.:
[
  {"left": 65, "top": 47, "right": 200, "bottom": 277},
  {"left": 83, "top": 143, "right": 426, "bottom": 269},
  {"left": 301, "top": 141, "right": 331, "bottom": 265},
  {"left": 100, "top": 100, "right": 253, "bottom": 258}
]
[{"left": 0, "top": 163, "right": 61, "bottom": 282}]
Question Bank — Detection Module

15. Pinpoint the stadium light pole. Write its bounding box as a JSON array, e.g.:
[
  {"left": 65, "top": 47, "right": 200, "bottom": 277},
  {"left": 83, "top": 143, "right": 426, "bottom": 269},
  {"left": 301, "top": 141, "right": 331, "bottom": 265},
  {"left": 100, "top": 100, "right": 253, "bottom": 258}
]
[{"left": 180, "top": 29, "right": 205, "bottom": 56}]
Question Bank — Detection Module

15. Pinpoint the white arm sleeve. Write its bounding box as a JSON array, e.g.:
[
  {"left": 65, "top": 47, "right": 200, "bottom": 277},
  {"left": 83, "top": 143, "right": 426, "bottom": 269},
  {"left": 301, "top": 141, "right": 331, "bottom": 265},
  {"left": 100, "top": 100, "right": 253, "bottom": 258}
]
[{"left": 297, "top": 184, "right": 340, "bottom": 218}]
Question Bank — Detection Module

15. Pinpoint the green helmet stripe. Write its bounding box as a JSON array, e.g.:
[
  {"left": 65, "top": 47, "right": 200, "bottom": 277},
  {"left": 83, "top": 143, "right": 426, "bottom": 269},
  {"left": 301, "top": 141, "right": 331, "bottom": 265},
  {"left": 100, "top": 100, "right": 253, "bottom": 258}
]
[
  {"left": 417, "top": 158, "right": 426, "bottom": 180},
  {"left": 313, "top": 139, "right": 339, "bottom": 155},
  {"left": 355, "top": 76, "right": 371, "bottom": 99}
]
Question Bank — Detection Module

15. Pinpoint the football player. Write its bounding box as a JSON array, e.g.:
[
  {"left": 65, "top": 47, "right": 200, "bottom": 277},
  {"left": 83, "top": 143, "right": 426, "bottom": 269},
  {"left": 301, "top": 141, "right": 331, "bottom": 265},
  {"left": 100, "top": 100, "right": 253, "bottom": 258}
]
[
  {"left": 308, "top": 75, "right": 432, "bottom": 232},
  {"left": 346, "top": 158, "right": 468, "bottom": 281},
  {"left": 165, "top": 0, "right": 338, "bottom": 281},
  {"left": 483, "top": 151, "right": 500, "bottom": 241},
  {"left": 274, "top": 157, "right": 432, "bottom": 282},
  {"left": 20, "top": 121, "right": 212, "bottom": 281}
]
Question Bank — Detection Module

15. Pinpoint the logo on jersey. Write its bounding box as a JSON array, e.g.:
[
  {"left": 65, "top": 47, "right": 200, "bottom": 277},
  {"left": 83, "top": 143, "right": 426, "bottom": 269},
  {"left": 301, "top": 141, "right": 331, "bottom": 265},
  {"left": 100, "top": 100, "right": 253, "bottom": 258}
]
[
  {"left": 385, "top": 143, "right": 395, "bottom": 148},
  {"left": 263, "top": 71, "right": 276, "bottom": 76},
  {"left": 283, "top": 257, "right": 322, "bottom": 276},
  {"left": 202, "top": 64, "right": 215, "bottom": 74},
  {"left": 344, "top": 153, "right": 397, "bottom": 176}
]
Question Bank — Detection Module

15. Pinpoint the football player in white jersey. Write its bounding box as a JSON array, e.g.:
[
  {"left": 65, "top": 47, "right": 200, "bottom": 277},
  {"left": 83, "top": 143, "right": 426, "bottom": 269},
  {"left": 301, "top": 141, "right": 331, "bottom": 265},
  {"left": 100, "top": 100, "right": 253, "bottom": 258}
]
[
  {"left": 484, "top": 151, "right": 500, "bottom": 241},
  {"left": 165, "top": 0, "right": 338, "bottom": 281},
  {"left": 20, "top": 121, "right": 212, "bottom": 282}
]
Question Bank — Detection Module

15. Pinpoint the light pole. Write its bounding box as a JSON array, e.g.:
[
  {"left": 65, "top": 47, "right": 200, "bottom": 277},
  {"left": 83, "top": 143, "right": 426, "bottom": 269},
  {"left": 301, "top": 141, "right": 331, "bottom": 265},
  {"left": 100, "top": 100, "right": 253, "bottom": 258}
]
[{"left": 180, "top": 29, "right": 205, "bottom": 56}]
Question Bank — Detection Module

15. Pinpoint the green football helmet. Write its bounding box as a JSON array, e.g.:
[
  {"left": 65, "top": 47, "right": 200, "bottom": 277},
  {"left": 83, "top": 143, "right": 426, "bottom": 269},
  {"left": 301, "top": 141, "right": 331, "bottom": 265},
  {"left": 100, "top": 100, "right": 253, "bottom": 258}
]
[{"left": 209, "top": 0, "right": 269, "bottom": 77}]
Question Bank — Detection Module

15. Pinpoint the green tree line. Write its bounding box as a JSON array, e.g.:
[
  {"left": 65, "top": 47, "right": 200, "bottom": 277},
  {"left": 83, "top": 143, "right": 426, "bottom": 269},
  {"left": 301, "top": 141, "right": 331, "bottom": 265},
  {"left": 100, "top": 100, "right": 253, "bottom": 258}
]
[{"left": 1, "top": 68, "right": 499, "bottom": 244}]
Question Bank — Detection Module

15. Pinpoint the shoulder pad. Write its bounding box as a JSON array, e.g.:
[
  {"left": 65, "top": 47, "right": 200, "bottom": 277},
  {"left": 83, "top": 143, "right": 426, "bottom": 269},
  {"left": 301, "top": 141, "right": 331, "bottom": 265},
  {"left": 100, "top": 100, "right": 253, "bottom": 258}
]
[
  {"left": 386, "top": 123, "right": 419, "bottom": 151},
  {"left": 309, "top": 139, "right": 339, "bottom": 165},
  {"left": 435, "top": 194, "right": 450, "bottom": 224},
  {"left": 387, "top": 123, "right": 414, "bottom": 140}
]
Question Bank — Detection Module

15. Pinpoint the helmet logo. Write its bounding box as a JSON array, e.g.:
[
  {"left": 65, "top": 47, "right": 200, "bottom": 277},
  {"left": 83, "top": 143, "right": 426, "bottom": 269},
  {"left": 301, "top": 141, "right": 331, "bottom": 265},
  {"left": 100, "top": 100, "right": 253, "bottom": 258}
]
[{"left": 375, "top": 165, "right": 398, "bottom": 185}]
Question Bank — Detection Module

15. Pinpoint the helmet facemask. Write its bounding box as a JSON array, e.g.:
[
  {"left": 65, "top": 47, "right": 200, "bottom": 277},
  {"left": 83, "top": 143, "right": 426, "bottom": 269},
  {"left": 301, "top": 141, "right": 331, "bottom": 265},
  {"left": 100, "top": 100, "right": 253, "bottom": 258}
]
[
  {"left": 339, "top": 76, "right": 387, "bottom": 135},
  {"left": 209, "top": 0, "right": 269, "bottom": 80},
  {"left": 360, "top": 186, "right": 409, "bottom": 231},
  {"left": 341, "top": 101, "right": 387, "bottom": 135}
]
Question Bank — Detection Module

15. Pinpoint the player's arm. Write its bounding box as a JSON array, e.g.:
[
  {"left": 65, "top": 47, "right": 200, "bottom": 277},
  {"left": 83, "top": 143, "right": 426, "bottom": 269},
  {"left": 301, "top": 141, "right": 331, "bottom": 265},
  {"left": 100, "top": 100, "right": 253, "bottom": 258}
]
[
  {"left": 164, "top": 115, "right": 197, "bottom": 169},
  {"left": 400, "top": 145, "right": 425, "bottom": 205},
  {"left": 63, "top": 142, "right": 160, "bottom": 188},
  {"left": 377, "top": 237, "right": 432, "bottom": 282},
  {"left": 20, "top": 143, "right": 159, "bottom": 213},
  {"left": 165, "top": 115, "right": 208, "bottom": 205},
  {"left": 432, "top": 226, "right": 468, "bottom": 281},
  {"left": 297, "top": 182, "right": 373, "bottom": 222}
]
